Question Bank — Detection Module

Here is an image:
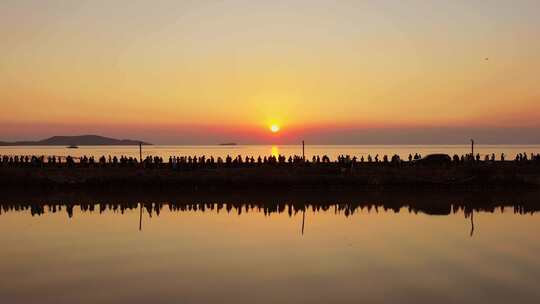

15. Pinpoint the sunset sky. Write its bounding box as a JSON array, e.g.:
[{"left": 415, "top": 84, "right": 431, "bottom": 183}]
[{"left": 1, "top": 0, "right": 539, "bottom": 144}]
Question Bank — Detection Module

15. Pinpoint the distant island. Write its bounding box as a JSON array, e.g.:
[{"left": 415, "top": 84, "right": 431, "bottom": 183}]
[
  {"left": 219, "top": 143, "right": 238, "bottom": 146},
  {"left": 0, "top": 135, "right": 151, "bottom": 146}
]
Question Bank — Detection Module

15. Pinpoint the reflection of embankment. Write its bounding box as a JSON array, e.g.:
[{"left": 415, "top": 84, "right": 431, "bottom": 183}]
[{"left": 1, "top": 189, "right": 539, "bottom": 217}]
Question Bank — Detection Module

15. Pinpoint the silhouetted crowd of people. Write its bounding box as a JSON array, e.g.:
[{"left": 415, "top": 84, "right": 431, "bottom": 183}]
[{"left": 1, "top": 152, "right": 539, "bottom": 169}]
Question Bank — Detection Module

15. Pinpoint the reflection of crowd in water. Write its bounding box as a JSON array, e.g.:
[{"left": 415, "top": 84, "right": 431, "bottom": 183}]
[
  {"left": 1, "top": 201, "right": 537, "bottom": 218},
  {"left": 1, "top": 152, "right": 540, "bottom": 168}
]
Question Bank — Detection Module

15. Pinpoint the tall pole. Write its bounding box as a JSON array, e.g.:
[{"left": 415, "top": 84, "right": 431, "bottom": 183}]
[
  {"left": 139, "top": 142, "right": 143, "bottom": 163},
  {"left": 302, "top": 140, "right": 305, "bottom": 161},
  {"left": 301, "top": 209, "right": 306, "bottom": 236},
  {"left": 470, "top": 210, "right": 474, "bottom": 237},
  {"left": 139, "top": 203, "right": 143, "bottom": 231},
  {"left": 471, "top": 139, "right": 474, "bottom": 157}
]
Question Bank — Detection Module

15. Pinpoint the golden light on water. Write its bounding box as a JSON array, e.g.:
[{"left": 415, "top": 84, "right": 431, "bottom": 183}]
[{"left": 271, "top": 146, "right": 279, "bottom": 157}]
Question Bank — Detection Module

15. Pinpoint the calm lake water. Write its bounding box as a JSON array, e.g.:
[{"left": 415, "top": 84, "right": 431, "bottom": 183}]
[
  {"left": 1, "top": 191, "right": 540, "bottom": 303},
  {"left": 1, "top": 145, "right": 539, "bottom": 160}
]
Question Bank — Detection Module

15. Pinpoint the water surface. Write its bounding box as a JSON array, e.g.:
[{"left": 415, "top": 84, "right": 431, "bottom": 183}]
[
  {"left": 1, "top": 144, "right": 539, "bottom": 160},
  {"left": 1, "top": 192, "right": 539, "bottom": 303}
]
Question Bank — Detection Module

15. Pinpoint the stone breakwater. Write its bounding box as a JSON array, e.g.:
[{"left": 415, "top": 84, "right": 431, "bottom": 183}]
[{"left": 1, "top": 162, "right": 540, "bottom": 189}]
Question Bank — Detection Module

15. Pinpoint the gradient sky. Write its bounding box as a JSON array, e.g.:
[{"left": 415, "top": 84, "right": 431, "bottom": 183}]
[{"left": 1, "top": 0, "right": 539, "bottom": 144}]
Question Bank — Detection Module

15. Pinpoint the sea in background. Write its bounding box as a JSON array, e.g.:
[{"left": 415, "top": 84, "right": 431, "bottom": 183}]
[{"left": 1, "top": 145, "right": 539, "bottom": 160}]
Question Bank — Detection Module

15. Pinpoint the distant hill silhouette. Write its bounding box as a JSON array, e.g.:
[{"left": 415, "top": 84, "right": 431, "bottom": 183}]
[{"left": 0, "top": 135, "right": 151, "bottom": 146}]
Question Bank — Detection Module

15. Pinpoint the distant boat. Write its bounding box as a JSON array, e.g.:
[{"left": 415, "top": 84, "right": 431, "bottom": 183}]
[
  {"left": 219, "top": 143, "right": 237, "bottom": 146},
  {"left": 67, "top": 145, "right": 79, "bottom": 149}
]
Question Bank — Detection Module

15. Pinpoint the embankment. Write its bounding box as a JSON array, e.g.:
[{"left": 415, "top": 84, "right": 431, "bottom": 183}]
[{"left": 1, "top": 163, "right": 540, "bottom": 190}]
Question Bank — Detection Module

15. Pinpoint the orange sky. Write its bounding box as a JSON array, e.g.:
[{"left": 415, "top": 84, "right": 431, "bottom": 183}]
[{"left": 1, "top": 1, "right": 539, "bottom": 144}]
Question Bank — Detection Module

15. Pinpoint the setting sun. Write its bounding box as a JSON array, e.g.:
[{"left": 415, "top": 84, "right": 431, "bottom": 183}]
[{"left": 270, "top": 124, "right": 280, "bottom": 133}]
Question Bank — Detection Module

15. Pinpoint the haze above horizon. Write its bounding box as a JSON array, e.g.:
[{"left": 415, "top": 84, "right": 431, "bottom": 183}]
[{"left": 1, "top": 1, "right": 539, "bottom": 144}]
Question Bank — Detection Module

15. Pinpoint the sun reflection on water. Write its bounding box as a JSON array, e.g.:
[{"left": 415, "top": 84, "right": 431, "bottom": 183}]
[{"left": 271, "top": 146, "right": 279, "bottom": 158}]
